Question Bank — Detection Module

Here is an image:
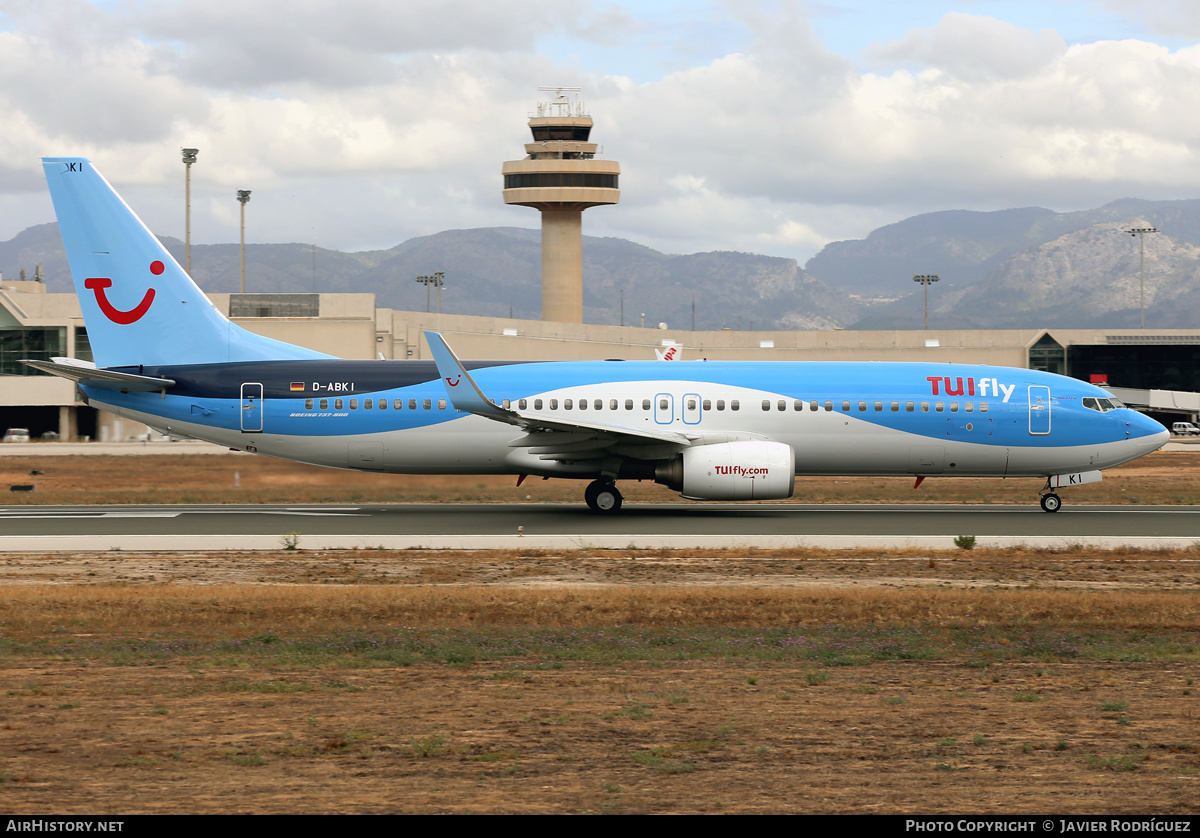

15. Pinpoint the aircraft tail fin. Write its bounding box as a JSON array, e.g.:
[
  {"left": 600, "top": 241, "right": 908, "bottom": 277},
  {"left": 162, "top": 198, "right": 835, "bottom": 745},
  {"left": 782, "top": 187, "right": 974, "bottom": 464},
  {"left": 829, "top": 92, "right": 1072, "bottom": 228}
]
[{"left": 42, "top": 157, "right": 332, "bottom": 368}]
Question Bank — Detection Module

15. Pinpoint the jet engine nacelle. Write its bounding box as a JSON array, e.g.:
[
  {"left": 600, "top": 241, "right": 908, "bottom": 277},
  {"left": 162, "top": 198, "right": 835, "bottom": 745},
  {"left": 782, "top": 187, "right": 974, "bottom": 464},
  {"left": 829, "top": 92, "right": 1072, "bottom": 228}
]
[{"left": 655, "top": 440, "right": 795, "bottom": 500}]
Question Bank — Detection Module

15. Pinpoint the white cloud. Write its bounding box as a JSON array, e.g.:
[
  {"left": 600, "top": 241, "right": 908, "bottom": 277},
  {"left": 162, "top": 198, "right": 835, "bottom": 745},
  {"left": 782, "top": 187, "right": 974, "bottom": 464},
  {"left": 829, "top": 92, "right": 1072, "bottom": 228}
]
[
  {"left": 866, "top": 13, "right": 1067, "bottom": 81},
  {"left": 3, "top": 1, "right": 1200, "bottom": 265}
]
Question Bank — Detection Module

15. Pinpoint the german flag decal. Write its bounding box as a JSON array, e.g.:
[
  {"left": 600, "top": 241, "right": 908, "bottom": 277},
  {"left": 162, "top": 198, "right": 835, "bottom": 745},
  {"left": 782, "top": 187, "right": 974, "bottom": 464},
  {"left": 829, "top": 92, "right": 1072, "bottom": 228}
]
[{"left": 290, "top": 382, "right": 305, "bottom": 392}]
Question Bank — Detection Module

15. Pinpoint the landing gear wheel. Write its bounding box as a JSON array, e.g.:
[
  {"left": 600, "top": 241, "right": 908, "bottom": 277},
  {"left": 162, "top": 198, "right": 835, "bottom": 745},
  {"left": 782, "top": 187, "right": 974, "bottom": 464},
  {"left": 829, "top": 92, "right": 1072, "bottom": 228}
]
[
  {"left": 1040, "top": 493, "right": 1062, "bottom": 513},
  {"left": 584, "top": 480, "right": 623, "bottom": 513}
]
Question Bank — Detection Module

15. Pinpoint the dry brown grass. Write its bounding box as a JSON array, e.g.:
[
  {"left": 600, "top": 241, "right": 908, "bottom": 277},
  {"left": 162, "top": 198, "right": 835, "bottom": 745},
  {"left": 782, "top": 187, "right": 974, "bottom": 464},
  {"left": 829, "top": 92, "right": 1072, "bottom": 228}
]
[
  {"left": 3, "top": 544, "right": 1200, "bottom": 637},
  {"left": 2, "top": 546, "right": 1199, "bottom": 814},
  {"left": 3, "top": 583, "right": 1200, "bottom": 638}
]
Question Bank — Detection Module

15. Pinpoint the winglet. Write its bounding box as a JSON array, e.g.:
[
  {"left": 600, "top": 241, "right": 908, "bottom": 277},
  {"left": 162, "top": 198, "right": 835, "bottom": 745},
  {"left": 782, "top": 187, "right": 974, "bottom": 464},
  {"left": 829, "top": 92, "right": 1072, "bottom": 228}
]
[{"left": 424, "top": 331, "right": 508, "bottom": 418}]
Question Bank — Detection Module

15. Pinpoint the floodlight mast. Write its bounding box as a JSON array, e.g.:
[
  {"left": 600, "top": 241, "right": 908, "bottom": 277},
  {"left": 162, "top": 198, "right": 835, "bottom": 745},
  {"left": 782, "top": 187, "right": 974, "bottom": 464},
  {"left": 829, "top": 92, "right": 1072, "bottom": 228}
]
[
  {"left": 237, "top": 190, "right": 252, "bottom": 294},
  {"left": 1126, "top": 227, "right": 1158, "bottom": 329},
  {"left": 181, "top": 148, "right": 198, "bottom": 275},
  {"left": 416, "top": 272, "right": 445, "bottom": 313},
  {"left": 913, "top": 274, "right": 939, "bottom": 330}
]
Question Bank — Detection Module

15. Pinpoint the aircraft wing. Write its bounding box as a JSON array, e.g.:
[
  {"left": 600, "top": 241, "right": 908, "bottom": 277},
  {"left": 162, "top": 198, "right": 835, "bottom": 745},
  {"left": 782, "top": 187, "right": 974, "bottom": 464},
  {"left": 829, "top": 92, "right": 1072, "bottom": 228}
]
[
  {"left": 20, "top": 357, "right": 176, "bottom": 392},
  {"left": 424, "top": 332, "right": 692, "bottom": 462}
]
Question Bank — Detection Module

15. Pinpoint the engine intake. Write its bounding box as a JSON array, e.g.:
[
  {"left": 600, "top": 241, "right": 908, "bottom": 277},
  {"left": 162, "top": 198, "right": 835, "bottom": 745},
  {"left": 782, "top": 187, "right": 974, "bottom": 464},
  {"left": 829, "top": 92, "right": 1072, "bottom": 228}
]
[{"left": 655, "top": 440, "right": 795, "bottom": 500}]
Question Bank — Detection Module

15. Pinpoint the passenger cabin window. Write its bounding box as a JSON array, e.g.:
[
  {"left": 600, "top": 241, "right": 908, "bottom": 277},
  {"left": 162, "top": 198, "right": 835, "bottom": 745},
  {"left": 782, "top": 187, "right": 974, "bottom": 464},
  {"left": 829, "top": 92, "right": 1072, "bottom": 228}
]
[
  {"left": 731, "top": 400, "right": 740, "bottom": 411},
  {"left": 906, "top": 401, "right": 915, "bottom": 412},
  {"left": 762, "top": 400, "right": 771, "bottom": 411},
  {"left": 335, "top": 398, "right": 343, "bottom": 410},
  {"left": 858, "top": 401, "right": 867, "bottom": 412},
  {"left": 363, "top": 399, "right": 371, "bottom": 410},
  {"left": 379, "top": 399, "right": 386, "bottom": 410},
  {"left": 703, "top": 399, "right": 712, "bottom": 411},
  {"left": 320, "top": 399, "right": 328, "bottom": 410},
  {"left": 824, "top": 401, "right": 833, "bottom": 411},
  {"left": 305, "top": 399, "right": 314, "bottom": 410},
  {"left": 716, "top": 400, "right": 726, "bottom": 411},
  {"left": 395, "top": 399, "right": 403, "bottom": 410},
  {"left": 642, "top": 399, "right": 651, "bottom": 410},
  {"left": 935, "top": 402, "right": 944, "bottom": 412},
  {"left": 438, "top": 399, "right": 446, "bottom": 410},
  {"left": 423, "top": 399, "right": 431, "bottom": 410},
  {"left": 625, "top": 399, "right": 634, "bottom": 410},
  {"left": 842, "top": 401, "right": 851, "bottom": 412},
  {"left": 534, "top": 399, "right": 543, "bottom": 410},
  {"left": 519, "top": 399, "right": 528, "bottom": 410}
]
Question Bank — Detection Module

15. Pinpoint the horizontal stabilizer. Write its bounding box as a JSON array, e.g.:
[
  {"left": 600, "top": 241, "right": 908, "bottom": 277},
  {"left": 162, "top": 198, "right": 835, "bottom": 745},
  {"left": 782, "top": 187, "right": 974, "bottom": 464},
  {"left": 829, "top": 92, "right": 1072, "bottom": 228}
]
[{"left": 20, "top": 357, "right": 175, "bottom": 392}]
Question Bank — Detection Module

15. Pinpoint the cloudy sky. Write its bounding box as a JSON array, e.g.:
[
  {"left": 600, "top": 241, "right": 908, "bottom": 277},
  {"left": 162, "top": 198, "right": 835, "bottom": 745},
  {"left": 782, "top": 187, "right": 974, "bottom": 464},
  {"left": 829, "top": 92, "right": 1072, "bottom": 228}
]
[{"left": 2, "top": 0, "right": 1199, "bottom": 264}]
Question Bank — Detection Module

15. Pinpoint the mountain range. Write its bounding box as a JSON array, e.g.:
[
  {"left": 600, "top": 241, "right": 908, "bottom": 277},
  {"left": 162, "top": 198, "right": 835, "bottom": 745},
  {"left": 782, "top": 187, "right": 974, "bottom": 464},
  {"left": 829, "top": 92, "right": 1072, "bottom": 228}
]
[{"left": 4, "top": 196, "right": 1200, "bottom": 331}]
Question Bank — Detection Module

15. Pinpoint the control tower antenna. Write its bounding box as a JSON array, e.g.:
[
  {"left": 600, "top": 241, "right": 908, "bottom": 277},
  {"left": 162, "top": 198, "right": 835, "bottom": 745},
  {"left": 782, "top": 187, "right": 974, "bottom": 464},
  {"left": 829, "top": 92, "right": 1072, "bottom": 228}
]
[{"left": 502, "top": 87, "right": 620, "bottom": 323}]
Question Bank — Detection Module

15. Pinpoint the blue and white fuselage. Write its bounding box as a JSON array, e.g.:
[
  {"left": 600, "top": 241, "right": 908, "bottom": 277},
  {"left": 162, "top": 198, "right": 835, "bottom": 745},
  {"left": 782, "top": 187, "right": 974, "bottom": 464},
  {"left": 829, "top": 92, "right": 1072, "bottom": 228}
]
[{"left": 33, "top": 157, "right": 1169, "bottom": 513}]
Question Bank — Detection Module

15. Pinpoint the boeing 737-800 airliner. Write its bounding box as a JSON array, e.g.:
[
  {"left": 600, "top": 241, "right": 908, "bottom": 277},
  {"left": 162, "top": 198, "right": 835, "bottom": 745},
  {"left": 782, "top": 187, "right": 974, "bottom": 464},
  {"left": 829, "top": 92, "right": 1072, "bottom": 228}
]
[{"left": 27, "top": 158, "right": 1169, "bottom": 513}]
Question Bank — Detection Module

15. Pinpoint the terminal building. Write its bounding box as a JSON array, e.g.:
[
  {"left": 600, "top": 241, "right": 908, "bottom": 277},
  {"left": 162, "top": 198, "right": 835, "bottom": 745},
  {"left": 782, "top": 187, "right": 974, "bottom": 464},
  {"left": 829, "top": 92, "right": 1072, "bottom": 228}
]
[{"left": 3, "top": 280, "right": 1198, "bottom": 441}]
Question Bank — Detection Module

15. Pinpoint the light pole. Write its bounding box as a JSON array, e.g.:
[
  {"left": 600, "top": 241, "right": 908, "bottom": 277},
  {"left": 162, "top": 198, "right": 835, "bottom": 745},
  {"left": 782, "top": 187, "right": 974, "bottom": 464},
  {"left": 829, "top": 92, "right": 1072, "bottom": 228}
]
[
  {"left": 181, "top": 148, "right": 198, "bottom": 275},
  {"left": 237, "top": 190, "right": 251, "bottom": 294},
  {"left": 416, "top": 272, "right": 445, "bottom": 313},
  {"left": 1126, "top": 227, "right": 1158, "bottom": 329},
  {"left": 913, "top": 274, "right": 939, "bottom": 330}
]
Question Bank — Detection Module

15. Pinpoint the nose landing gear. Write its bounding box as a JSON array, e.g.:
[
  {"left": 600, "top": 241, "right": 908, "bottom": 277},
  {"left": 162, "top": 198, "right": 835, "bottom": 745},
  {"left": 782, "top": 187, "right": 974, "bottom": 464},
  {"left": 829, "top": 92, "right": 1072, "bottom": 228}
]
[
  {"left": 584, "top": 479, "right": 623, "bottom": 513},
  {"left": 1039, "top": 477, "right": 1062, "bottom": 512}
]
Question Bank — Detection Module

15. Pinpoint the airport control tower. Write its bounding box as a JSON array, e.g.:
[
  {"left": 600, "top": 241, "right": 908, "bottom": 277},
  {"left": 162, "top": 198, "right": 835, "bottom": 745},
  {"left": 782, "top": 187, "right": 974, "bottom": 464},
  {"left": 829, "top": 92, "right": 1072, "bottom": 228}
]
[{"left": 503, "top": 87, "right": 620, "bottom": 323}]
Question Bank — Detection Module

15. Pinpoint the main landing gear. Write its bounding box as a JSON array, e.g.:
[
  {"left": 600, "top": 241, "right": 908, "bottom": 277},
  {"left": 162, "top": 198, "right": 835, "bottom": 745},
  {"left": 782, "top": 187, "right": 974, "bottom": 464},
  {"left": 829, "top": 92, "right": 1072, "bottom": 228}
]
[{"left": 584, "top": 479, "right": 623, "bottom": 513}]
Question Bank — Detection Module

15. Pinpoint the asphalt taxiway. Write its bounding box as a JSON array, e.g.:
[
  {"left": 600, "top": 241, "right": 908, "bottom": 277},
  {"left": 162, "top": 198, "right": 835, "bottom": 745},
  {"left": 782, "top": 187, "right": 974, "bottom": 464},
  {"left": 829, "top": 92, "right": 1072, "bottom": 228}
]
[{"left": 4, "top": 501, "right": 1200, "bottom": 551}]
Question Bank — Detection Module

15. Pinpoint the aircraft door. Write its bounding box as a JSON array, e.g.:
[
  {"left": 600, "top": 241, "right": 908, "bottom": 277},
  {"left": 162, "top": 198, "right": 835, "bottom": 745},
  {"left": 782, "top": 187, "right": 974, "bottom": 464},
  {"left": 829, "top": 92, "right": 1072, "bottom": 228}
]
[
  {"left": 240, "top": 382, "right": 264, "bottom": 433},
  {"left": 1028, "top": 385, "right": 1051, "bottom": 435},
  {"left": 683, "top": 393, "right": 702, "bottom": 425},
  {"left": 655, "top": 393, "right": 674, "bottom": 424}
]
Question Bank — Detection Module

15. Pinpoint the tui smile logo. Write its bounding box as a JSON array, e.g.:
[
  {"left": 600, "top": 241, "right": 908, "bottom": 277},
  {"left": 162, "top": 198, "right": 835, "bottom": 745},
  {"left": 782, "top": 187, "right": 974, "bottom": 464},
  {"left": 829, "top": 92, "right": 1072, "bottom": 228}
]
[{"left": 85, "top": 260, "right": 161, "bottom": 324}]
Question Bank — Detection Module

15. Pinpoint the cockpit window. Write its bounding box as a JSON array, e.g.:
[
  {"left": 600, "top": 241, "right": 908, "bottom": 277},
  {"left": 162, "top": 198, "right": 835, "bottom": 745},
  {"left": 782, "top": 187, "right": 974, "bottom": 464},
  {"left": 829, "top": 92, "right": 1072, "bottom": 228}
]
[{"left": 1084, "top": 396, "right": 1123, "bottom": 412}]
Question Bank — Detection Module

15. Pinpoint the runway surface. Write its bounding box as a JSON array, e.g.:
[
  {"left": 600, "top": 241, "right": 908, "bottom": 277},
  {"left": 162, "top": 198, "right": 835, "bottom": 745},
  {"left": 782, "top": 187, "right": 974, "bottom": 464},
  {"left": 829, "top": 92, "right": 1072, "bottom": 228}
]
[{"left": 4, "top": 501, "right": 1200, "bottom": 550}]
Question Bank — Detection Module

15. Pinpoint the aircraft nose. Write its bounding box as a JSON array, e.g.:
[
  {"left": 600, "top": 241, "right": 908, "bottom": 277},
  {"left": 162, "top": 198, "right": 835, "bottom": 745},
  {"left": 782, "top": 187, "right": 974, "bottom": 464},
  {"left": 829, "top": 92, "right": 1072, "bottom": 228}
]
[{"left": 1133, "top": 412, "right": 1170, "bottom": 450}]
